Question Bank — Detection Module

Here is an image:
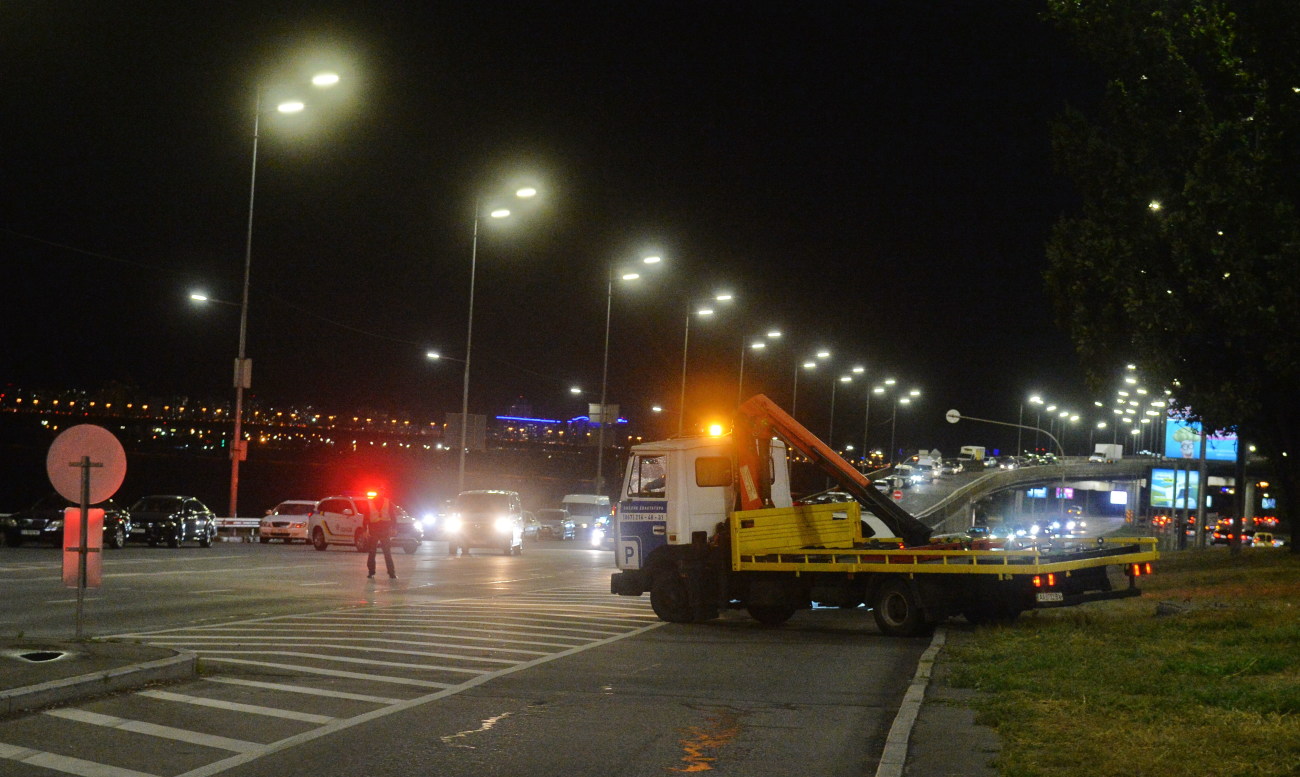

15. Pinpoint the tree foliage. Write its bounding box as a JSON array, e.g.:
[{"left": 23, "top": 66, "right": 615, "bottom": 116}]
[{"left": 1043, "top": 0, "right": 1300, "bottom": 531}]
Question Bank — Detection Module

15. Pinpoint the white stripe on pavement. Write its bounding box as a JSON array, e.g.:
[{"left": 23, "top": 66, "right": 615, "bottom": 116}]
[
  {"left": 203, "top": 677, "right": 403, "bottom": 705},
  {"left": 136, "top": 690, "right": 334, "bottom": 724},
  {"left": 44, "top": 709, "right": 260, "bottom": 753},
  {"left": 0, "top": 741, "right": 159, "bottom": 777},
  {"left": 197, "top": 658, "right": 451, "bottom": 689}
]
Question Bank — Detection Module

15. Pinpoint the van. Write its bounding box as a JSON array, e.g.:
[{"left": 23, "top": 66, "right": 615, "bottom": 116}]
[
  {"left": 446, "top": 490, "right": 524, "bottom": 556},
  {"left": 561, "top": 494, "right": 612, "bottom": 534}
]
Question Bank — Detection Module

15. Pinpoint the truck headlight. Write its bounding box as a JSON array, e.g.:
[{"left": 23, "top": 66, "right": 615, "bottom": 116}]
[
  {"left": 444, "top": 516, "right": 463, "bottom": 533},
  {"left": 494, "top": 516, "right": 515, "bottom": 532},
  {"left": 590, "top": 527, "right": 605, "bottom": 547}
]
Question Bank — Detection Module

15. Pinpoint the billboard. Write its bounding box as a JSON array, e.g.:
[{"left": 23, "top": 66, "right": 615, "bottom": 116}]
[
  {"left": 1151, "top": 468, "right": 1200, "bottom": 509},
  {"left": 1164, "top": 415, "right": 1238, "bottom": 461}
]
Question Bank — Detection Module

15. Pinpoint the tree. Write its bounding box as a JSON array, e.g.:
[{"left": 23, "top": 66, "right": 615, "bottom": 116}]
[{"left": 1043, "top": 0, "right": 1300, "bottom": 551}]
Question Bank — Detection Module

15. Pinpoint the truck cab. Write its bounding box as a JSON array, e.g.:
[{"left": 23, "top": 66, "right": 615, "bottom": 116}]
[{"left": 614, "top": 436, "right": 791, "bottom": 576}]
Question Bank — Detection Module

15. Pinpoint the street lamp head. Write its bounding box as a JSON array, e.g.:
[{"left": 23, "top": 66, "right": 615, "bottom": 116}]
[
  {"left": 715, "top": 292, "right": 734, "bottom": 302},
  {"left": 489, "top": 208, "right": 511, "bottom": 219},
  {"left": 766, "top": 329, "right": 782, "bottom": 339},
  {"left": 884, "top": 378, "right": 896, "bottom": 385},
  {"left": 909, "top": 389, "right": 920, "bottom": 397},
  {"left": 750, "top": 341, "right": 766, "bottom": 350},
  {"left": 426, "top": 351, "right": 441, "bottom": 360},
  {"left": 621, "top": 272, "right": 640, "bottom": 281},
  {"left": 839, "top": 375, "right": 853, "bottom": 383},
  {"left": 277, "top": 100, "right": 306, "bottom": 114},
  {"left": 852, "top": 365, "right": 865, "bottom": 374},
  {"left": 516, "top": 187, "right": 538, "bottom": 198},
  {"left": 1029, "top": 395, "right": 1043, "bottom": 404},
  {"left": 817, "top": 350, "right": 831, "bottom": 359},
  {"left": 803, "top": 361, "right": 817, "bottom": 370},
  {"left": 873, "top": 386, "right": 885, "bottom": 394},
  {"left": 190, "top": 293, "right": 209, "bottom": 302},
  {"left": 643, "top": 255, "right": 662, "bottom": 264},
  {"left": 697, "top": 307, "right": 715, "bottom": 316},
  {"left": 570, "top": 386, "right": 582, "bottom": 395},
  {"left": 311, "top": 72, "right": 340, "bottom": 87}
]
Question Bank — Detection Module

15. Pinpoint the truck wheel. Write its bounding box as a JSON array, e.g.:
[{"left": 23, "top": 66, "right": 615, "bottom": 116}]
[
  {"left": 872, "top": 579, "right": 934, "bottom": 637},
  {"left": 312, "top": 528, "right": 329, "bottom": 551},
  {"left": 651, "top": 574, "right": 695, "bottom": 623},
  {"left": 747, "top": 604, "right": 796, "bottom": 626}
]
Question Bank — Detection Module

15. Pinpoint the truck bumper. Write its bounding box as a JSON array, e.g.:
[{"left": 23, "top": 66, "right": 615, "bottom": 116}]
[
  {"left": 611, "top": 570, "right": 648, "bottom": 597},
  {"left": 1033, "top": 586, "right": 1142, "bottom": 609}
]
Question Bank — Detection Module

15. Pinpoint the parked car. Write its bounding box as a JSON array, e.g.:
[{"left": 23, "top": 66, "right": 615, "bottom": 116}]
[
  {"left": 260, "top": 500, "right": 316, "bottom": 543},
  {"left": 128, "top": 495, "right": 216, "bottom": 548},
  {"left": 2, "top": 494, "right": 132, "bottom": 549},
  {"left": 535, "top": 508, "right": 575, "bottom": 540},
  {"left": 309, "top": 494, "right": 422, "bottom": 553},
  {"left": 521, "top": 511, "right": 542, "bottom": 540},
  {"left": 445, "top": 490, "right": 524, "bottom": 556}
]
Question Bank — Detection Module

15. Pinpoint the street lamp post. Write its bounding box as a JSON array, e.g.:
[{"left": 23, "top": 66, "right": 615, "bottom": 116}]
[
  {"left": 595, "top": 255, "right": 661, "bottom": 494},
  {"left": 677, "top": 291, "right": 733, "bottom": 436},
  {"left": 457, "top": 187, "right": 538, "bottom": 494},
  {"left": 790, "top": 349, "right": 830, "bottom": 421},
  {"left": 737, "top": 328, "right": 781, "bottom": 407},
  {"left": 228, "top": 72, "right": 339, "bottom": 520},
  {"left": 888, "top": 388, "right": 920, "bottom": 464}
]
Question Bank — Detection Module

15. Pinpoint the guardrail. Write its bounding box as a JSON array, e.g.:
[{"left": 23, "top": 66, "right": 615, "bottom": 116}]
[{"left": 214, "top": 517, "right": 259, "bottom": 542}]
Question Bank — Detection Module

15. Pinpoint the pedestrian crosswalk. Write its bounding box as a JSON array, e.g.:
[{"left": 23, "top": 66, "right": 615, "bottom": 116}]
[{"left": 0, "top": 586, "right": 659, "bottom": 777}]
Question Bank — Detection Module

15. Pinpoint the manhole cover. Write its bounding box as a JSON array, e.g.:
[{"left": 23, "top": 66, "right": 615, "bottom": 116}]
[{"left": 17, "top": 651, "right": 66, "bottom": 662}]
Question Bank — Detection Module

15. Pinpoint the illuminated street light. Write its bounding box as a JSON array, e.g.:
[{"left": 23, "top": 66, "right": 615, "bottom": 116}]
[
  {"left": 228, "top": 68, "right": 341, "bottom": 520},
  {"left": 737, "top": 327, "right": 782, "bottom": 406},
  {"left": 678, "top": 290, "right": 734, "bottom": 435},
  {"left": 596, "top": 254, "right": 664, "bottom": 493},
  {"left": 790, "top": 348, "right": 832, "bottom": 420},
  {"left": 458, "top": 183, "right": 544, "bottom": 493}
]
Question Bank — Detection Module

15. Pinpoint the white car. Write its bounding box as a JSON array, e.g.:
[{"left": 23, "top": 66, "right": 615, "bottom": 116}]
[{"left": 260, "top": 500, "right": 316, "bottom": 543}]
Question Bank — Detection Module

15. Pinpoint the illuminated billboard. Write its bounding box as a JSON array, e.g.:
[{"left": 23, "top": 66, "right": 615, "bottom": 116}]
[
  {"left": 1151, "top": 468, "right": 1200, "bottom": 509},
  {"left": 1164, "top": 415, "right": 1238, "bottom": 461}
]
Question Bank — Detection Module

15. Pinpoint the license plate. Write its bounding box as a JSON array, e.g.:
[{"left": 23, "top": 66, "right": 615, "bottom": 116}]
[
  {"left": 130, "top": 527, "right": 145, "bottom": 534},
  {"left": 21, "top": 529, "right": 40, "bottom": 536},
  {"left": 1036, "top": 591, "right": 1064, "bottom": 603}
]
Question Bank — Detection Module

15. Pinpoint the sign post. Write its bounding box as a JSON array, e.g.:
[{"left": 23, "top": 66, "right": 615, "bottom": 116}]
[{"left": 46, "top": 425, "right": 127, "bottom": 639}]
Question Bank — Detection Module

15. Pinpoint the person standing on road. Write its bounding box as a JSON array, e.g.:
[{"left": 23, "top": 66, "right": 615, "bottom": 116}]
[{"left": 365, "top": 496, "right": 397, "bottom": 579}]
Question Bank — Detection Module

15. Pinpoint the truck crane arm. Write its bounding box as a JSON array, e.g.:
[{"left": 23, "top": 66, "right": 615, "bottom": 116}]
[{"left": 734, "top": 394, "right": 934, "bottom": 547}]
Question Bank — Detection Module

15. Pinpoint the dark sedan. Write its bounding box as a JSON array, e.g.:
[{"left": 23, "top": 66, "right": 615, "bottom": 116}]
[
  {"left": 128, "top": 495, "right": 217, "bottom": 548},
  {"left": 2, "top": 494, "right": 132, "bottom": 549}
]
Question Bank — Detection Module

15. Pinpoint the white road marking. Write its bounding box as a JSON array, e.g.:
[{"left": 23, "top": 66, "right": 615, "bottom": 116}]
[
  {"left": 44, "top": 709, "right": 260, "bottom": 753},
  {"left": 197, "top": 658, "right": 452, "bottom": 689},
  {"left": 204, "top": 677, "right": 402, "bottom": 705},
  {"left": 136, "top": 690, "right": 335, "bottom": 724},
  {"left": 0, "top": 740, "right": 159, "bottom": 777}
]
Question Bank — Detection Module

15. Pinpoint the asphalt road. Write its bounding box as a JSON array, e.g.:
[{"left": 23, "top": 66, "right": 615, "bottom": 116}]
[{"left": 0, "top": 539, "right": 926, "bottom": 776}]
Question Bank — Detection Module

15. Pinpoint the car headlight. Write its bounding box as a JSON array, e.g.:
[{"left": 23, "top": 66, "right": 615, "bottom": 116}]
[
  {"left": 444, "top": 516, "right": 463, "bottom": 533},
  {"left": 48, "top": 519, "right": 63, "bottom": 530},
  {"left": 590, "top": 527, "right": 605, "bottom": 547},
  {"left": 291, "top": 522, "right": 307, "bottom": 529},
  {"left": 494, "top": 516, "right": 515, "bottom": 532}
]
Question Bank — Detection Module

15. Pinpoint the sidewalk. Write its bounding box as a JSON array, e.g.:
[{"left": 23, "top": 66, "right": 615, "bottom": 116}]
[
  {"left": 878, "top": 625, "right": 1002, "bottom": 777},
  {"left": 0, "top": 638, "right": 195, "bottom": 716}
]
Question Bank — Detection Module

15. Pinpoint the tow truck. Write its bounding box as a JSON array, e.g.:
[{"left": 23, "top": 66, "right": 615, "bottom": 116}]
[{"left": 610, "top": 395, "right": 1157, "bottom": 636}]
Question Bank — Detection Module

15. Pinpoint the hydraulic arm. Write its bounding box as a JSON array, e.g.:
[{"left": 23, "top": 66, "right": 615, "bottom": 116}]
[{"left": 734, "top": 394, "right": 934, "bottom": 547}]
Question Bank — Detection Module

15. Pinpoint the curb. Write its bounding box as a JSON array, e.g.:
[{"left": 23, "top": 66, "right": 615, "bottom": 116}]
[
  {"left": 874, "top": 626, "right": 947, "bottom": 777},
  {"left": 0, "top": 651, "right": 197, "bottom": 716}
]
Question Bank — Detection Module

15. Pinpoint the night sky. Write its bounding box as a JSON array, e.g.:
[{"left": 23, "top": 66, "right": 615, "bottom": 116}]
[{"left": 2, "top": 2, "right": 1104, "bottom": 456}]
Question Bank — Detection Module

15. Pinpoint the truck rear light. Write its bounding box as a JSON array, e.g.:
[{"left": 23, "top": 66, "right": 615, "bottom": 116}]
[
  {"left": 1128, "top": 563, "right": 1153, "bottom": 577},
  {"left": 1031, "top": 573, "right": 1057, "bottom": 588}
]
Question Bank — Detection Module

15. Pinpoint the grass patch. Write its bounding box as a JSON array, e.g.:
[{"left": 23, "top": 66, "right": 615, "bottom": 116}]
[{"left": 946, "top": 548, "right": 1300, "bottom": 777}]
